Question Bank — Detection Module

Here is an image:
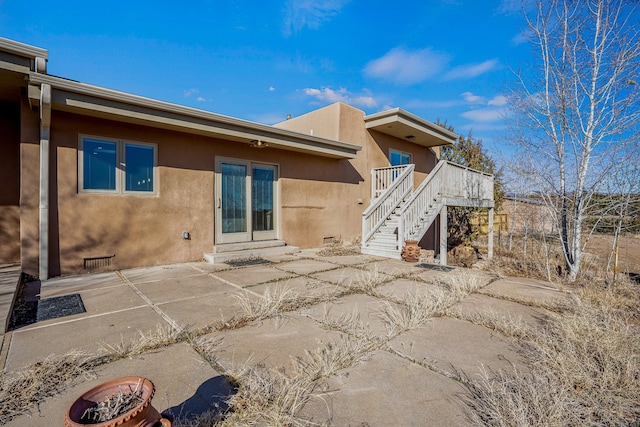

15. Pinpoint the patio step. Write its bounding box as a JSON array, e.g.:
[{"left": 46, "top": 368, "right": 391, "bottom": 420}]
[{"left": 204, "top": 242, "right": 299, "bottom": 264}]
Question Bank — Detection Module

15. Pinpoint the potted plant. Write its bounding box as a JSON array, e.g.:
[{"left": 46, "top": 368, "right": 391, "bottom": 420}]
[{"left": 64, "top": 376, "right": 172, "bottom": 426}]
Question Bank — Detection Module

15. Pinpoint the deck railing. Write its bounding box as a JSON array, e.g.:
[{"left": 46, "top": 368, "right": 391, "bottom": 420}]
[{"left": 397, "top": 161, "right": 494, "bottom": 247}]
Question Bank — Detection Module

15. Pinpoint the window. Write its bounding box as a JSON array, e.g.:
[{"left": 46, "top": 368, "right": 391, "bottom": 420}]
[
  {"left": 390, "top": 149, "right": 412, "bottom": 166},
  {"left": 79, "top": 136, "right": 157, "bottom": 194}
]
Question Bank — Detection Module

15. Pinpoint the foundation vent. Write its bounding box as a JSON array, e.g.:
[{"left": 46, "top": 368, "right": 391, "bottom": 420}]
[
  {"left": 323, "top": 236, "right": 338, "bottom": 245},
  {"left": 83, "top": 254, "right": 115, "bottom": 270}
]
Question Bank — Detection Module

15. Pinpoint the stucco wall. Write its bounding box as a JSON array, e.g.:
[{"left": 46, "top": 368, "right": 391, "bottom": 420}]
[
  {"left": 0, "top": 101, "right": 21, "bottom": 263},
  {"left": 20, "top": 108, "right": 371, "bottom": 276},
  {"left": 19, "top": 98, "right": 40, "bottom": 276},
  {"left": 275, "top": 102, "right": 443, "bottom": 250},
  {"left": 19, "top": 100, "right": 446, "bottom": 277}
]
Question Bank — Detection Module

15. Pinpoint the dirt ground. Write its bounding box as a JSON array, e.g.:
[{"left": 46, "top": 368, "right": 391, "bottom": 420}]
[{"left": 585, "top": 233, "right": 640, "bottom": 275}]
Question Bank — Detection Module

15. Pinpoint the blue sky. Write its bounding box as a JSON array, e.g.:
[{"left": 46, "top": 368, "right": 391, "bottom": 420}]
[{"left": 1, "top": 0, "right": 530, "bottom": 151}]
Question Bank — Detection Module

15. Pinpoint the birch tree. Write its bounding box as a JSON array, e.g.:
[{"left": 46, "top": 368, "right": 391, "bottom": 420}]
[{"left": 508, "top": 0, "right": 640, "bottom": 281}]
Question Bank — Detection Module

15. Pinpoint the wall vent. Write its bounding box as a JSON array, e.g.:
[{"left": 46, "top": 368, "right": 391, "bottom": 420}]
[
  {"left": 323, "top": 236, "right": 338, "bottom": 245},
  {"left": 83, "top": 254, "right": 115, "bottom": 270}
]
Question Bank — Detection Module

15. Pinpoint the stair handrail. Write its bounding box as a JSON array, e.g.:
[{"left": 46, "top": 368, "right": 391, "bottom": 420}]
[
  {"left": 397, "top": 161, "right": 447, "bottom": 246},
  {"left": 370, "top": 165, "right": 412, "bottom": 199},
  {"left": 362, "top": 164, "right": 414, "bottom": 244}
]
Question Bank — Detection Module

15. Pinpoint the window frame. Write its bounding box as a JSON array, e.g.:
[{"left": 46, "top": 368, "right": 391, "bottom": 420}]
[
  {"left": 78, "top": 135, "right": 158, "bottom": 195},
  {"left": 389, "top": 148, "right": 413, "bottom": 166}
]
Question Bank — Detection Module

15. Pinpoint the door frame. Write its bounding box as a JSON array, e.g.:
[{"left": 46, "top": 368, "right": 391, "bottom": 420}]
[{"left": 214, "top": 156, "right": 280, "bottom": 245}]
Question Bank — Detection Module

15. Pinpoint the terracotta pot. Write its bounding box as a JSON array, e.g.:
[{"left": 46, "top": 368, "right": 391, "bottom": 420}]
[
  {"left": 64, "top": 376, "right": 172, "bottom": 427},
  {"left": 401, "top": 240, "right": 420, "bottom": 263}
]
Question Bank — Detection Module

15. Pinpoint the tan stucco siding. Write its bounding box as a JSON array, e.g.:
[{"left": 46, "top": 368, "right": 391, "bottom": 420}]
[
  {"left": 19, "top": 110, "right": 371, "bottom": 276},
  {"left": 19, "top": 99, "right": 40, "bottom": 276},
  {"left": 42, "top": 112, "right": 214, "bottom": 276},
  {"left": 273, "top": 103, "right": 341, "bottom": 141},
  {"left": 0, "top": 101, "right": 21, "bottom": 263},
  {"left": 280, "top": 177, "right": 363, "bottom": 247}
]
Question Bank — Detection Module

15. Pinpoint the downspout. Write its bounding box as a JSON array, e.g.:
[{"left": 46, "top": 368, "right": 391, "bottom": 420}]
[{"left": 39, "top": 83, "right": 51, "bottom": 280}]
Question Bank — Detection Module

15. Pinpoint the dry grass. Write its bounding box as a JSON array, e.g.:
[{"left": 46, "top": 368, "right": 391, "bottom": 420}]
[
  {"left": 377, "top": 270, "right": 489, "bottom": 338},
  {"left": 192, "top": 332, "right": 377, "bottom": 426},
  {"left": 437, "top": 269, "right": 488, "bottom": 298},
  {"left": 216, "top": 364, "right": 321, "bottom": 427},
  {"left": 0, "top": 351, "right": 95, "bottom": 423},
  {"left": 445, "top": 308, "right": 540, "bottom": 342},
  {"left": 231, "top": 284, "right": 310, "bottom": 322},
  {"left": 317, "top": 238, "right": 361, "bottom": 257},
  {"left": 340, "top": 266, "right": 388, "bottom": 295},
  {"left": 377, "top": 289, "right": 447, "bottom": 337},
  {"left": 462, "top": 286, "right": 640, "bottom": 426},
  {"left": 293, "top": 335, "right": 378, "bottom": 381},
  {"left": 319, "top": 306, "right": 372, "bottom": 339},
  {"left": 100, "top": 324, "right": 185, "bottom": 359}
]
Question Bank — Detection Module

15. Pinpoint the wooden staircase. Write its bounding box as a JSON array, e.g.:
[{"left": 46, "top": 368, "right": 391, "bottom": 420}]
[{"left": 361, "top": 161, "right": 494, "bottom": 260}]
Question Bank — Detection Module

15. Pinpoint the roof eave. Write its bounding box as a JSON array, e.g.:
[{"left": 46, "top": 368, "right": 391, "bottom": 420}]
[
  {"left": 364, "top": 108, "right": 458, "bottom": 147},
  {"left": 28, "top": 73, "right": 361, "bottom": 159}
]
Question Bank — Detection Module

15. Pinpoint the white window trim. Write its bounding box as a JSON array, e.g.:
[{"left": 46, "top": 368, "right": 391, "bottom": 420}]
[
  {"left": 78, "top": 134, "right": 158, "bottom": 195},
  {"left": 389, "top": 148, "right": 412, "bottom": 166}
]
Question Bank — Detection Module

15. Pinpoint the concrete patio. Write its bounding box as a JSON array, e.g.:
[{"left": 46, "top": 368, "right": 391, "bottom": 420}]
[{"left": 0, "top": 249, "right": 569, "bottom": 426}]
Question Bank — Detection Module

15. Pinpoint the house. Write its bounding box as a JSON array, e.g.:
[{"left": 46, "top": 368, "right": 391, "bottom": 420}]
[{"left": 0, "top": 37, "right": 494, "bottom": 279}]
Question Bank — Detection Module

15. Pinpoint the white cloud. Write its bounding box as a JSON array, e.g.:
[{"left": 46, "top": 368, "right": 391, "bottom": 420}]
[
  {"left": 462, "top": 108, "right": 506, "bottom": 122},
  {"left": 196, "top": 96, "right": 206, "bottom": 102},
  {"left": 303, "top": 87, "right": 377, "bottom": 108},
  {"left": 183, "top": 88, "right": 199, "bottom": 98},
  {"left": 461, "top": 91, "right": 485, "bottom": 104},
  {"left": 445, "top": 59, "right": 500, "bottom": 80},
  {"left": 511, "top": 31, "right": 529, "bottom": 45},
  {"left": 269, "top": 86, "right": 276, "bottom": 92},
  {"left": 283, "top": 0, "right": 350, "bottom": 36},
  {"left": 364, "top": 47, "right": 450, "bottom": 85},
  {"left": 488, "top": 95, "right": 508, "bottom": 106}
]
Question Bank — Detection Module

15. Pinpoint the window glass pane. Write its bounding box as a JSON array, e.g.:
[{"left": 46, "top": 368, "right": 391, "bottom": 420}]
[
  {"left": 390, "top": 151, "right": 401, "bottom": 166},
  {"left": 252, "top": 167, "right": 274, "bottom": 232},
  {"left": 390, "top": 150, "right": 411, "bottom": 166},
  {"left": 221, "top": 163, "right": 247, "bottom": 233},
  {"left": 83, "top": 139, "right": 116, "bottom": 190},
  {"left": 125, "top": 144, "right": 155, "bottom": 192}
]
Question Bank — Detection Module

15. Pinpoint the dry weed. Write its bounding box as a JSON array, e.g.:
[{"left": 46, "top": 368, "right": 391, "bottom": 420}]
[
  {"left": 462, "top": 288, "right": 640, "bottom": 426},
  {"left": 317, "top": 238, "right": 361, "bottom": 257},
  {"left": 0, "top": 351, "right": 95, "bottom": 423},
  {"left": 463, "top": 366, "right": 570, "bottom": 427},
  {"left": 341, "top": 266, "right": 388, "bottom": 295},
  {"left": 446, "top": 308, "right": 540, "bottom": 341},
  {"left": 100, "top": 324, "right": 184, "bottom": 359},
  {"left": 438, "top": 269, "right": 486, "bottom": 298},
  {"left": 231, "top": 284, "right": 304, "bottom": 321},
  {"left": 319, "top": 306, "right": 371, "bottom": 338},
  {"left": 293, "top": 335, "right": 378, "bottom": 381},
  {"left": 218, "top": 364, "right": 325, "bottom": 427},
  {"left": 377, "top": 288, "right": 450, "bottom": 337}
]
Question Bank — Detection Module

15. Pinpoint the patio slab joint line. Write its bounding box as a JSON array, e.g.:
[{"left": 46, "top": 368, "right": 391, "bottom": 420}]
[
  {"left": 116, "top": 271, "right": 182, "bottom": 331},
  {"left": 188, "top": 264, "right": 263, "bottom": 298}
]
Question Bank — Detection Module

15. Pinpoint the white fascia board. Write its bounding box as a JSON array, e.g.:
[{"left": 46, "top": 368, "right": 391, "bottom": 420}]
[
  {"left": 0, "top": 37, "right": 48, "bottom": 60},
  {"left": 29, "top": 73, "right": 361, "bottom": 159}
]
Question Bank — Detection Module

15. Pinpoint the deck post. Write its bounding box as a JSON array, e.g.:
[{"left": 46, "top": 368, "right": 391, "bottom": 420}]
[
  {"left": 487, "top": 207, "right": 494, "bottom": 259},
  {"left": 439, "top": 205, "right": 447, "bottom": 265}
]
